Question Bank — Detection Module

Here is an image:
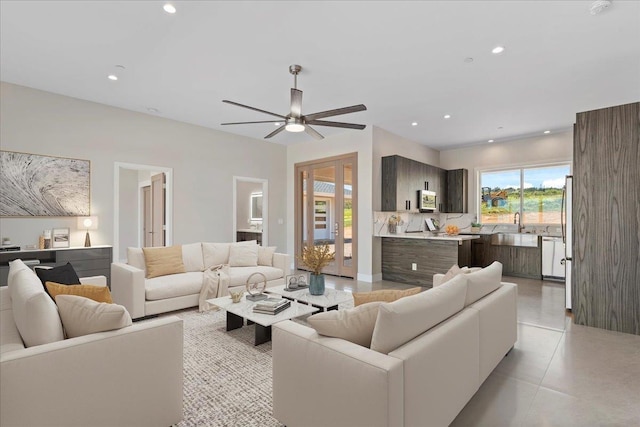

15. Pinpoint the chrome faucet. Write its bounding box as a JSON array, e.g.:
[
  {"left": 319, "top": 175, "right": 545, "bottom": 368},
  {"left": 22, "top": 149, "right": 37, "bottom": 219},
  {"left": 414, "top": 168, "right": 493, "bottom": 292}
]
[{"left": 513, "top": 212, "right": 523, "bottom": 233}]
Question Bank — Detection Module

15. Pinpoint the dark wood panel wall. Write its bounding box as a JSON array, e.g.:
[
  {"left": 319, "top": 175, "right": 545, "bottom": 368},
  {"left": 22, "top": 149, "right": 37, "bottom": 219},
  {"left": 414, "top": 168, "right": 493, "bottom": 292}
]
[{"left": 573, "top": 102, "right": 640, "bottom": 335}]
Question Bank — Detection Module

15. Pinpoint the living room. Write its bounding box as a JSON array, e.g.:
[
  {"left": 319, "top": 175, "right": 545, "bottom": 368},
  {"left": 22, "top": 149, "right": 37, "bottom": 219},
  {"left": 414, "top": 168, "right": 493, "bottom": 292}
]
[{"left": 1, "top": 1, "right": 639, "bottom": 426}]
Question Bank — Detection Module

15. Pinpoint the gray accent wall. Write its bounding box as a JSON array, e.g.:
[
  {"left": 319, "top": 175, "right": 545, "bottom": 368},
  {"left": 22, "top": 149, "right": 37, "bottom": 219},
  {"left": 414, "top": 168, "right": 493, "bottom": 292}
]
[{"left": 0, "top": 82, "right": 287, "bottom": 253}]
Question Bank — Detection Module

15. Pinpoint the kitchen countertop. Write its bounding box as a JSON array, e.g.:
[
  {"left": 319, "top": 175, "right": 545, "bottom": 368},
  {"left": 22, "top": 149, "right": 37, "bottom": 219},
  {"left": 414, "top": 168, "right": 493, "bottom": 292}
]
[
  {"left": 236, "top": 229, "right": 263, "bottom": 233},
  {"left": 378, "top": 232, "right": 479, "bottom": 242}
]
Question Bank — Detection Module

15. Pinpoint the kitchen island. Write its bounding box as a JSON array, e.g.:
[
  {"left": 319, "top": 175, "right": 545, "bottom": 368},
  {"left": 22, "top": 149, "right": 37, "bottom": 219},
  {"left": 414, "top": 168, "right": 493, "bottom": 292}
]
[{"left": 379, "top": 233, "right": 479, "bottom": 287}]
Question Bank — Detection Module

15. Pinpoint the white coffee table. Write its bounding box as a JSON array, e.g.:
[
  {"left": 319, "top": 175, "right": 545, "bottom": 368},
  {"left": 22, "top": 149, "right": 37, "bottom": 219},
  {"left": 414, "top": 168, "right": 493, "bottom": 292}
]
[
  {"left": 266, "top": 285, "right": 353, "bottom": 312},
  {"left": 207, "top": 294, "right": 318, "bottom": 345}
]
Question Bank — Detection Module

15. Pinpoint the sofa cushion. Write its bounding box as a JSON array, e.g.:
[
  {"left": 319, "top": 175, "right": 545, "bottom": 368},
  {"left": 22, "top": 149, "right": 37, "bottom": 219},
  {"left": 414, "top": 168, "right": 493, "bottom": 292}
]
[
  {"left": 370, "top": 274, "right": 468, "bottom": 354},
  {"left": 352, "top": 287, "right": 422, "bottom": 307},
  {"left": 229, "top": 244, "right": 259, "bottom": 267},
  {"left": 7, "top": 259, "right": 65, "bottom": 347},
  {"left": 228, "top": 266, "right": 284, "bottom": 286},
  {"left": 127, "top": 247, "right": 146, "bottom": 272},
  {"left": 45, "top": 282, "right": 113, "bottom": 304},
  {"left": 307, "top": 301, "right": 383, "bottom": 347},
  {"left": 203, "top": 241, "right": 257, "bottom": 269},
  {"left": 145, "top": 272, "right": 204, "bottom": 300},
  {"left": 34, "top": 263, "right": 81, "bottom": 291},
  {"left": 182, "top": 243, "right": 205, "bottom": 272},
  {"left": 0, "top": 291, "right": 25, "bottom": 354},
  {"left": 464, "top": 261, "right": 503, "bottom": 306},
  {"left": 258, "top": 246, "right": 277, "bottom": 267},
  {"left": 143, "top": 245, "right": 186, "bottom": 279},
  {"left": 56, "top": 295, "right": 132, "bottom": 338}
]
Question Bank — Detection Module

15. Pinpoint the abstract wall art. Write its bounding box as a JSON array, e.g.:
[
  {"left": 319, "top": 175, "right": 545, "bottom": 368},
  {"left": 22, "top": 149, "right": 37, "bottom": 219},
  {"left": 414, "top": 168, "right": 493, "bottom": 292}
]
[{"left": 0, "top": 151, "right": 90, "bottom": 217}]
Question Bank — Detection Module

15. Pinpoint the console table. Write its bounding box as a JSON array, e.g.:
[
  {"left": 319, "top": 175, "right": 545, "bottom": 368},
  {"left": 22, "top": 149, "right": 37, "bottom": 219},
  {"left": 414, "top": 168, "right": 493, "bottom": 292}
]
[{"left": 0, "top": 246, "right": 113, "bottom": 287}]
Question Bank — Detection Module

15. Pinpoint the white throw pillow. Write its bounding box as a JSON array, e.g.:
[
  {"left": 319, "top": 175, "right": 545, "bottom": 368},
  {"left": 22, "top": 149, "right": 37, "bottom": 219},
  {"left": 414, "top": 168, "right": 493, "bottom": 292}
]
[
  {"left": 202, "top": 243, "right": 231, "bottom": 268},
  {"left": 257, "top": 246, "right": 277, "bottom": 266},
  {"left": 7, "top": 259, "right": 65, "bottom": 347},
  {"left": 228, "top": 244, "right": 259, "bottom": 267},
  {"left": 464, "top": 261, "right": 503, "bottom": 306},
  {"left": 127, "top": 247, "right": 146, "bottom": 272},
  {"left": 308, "top": 302, "right": 383, "bottom": 347},
  {"left": 370, "top": 274, "right": 468, "bottom": 354},
  {"left": 56, "top": 295, "right": 132, "bottom": 338},
  {"left": 182, "top": 243, "right": 205, "bottom": 272}
]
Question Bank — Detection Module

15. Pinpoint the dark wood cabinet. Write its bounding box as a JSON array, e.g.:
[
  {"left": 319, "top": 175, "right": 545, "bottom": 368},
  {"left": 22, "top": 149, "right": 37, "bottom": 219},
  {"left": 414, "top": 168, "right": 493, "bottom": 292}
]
[
  {"left": 446, "top": 169, "right": 468, "bottom": 213},
  {"left": 381, "top": 237, "right": 472, "bottom": 287},
  {"left": 470, "top": 235, "right": 541, "bottom": 279},
  {"left": 0, "top": 246, "right": 113, "bottom": 287},
  {"left": 236, "top": 231, "right": 262, "bottom": 245},
  {"left": 573, "top": 102, "right": 639, "bottom": 335}
]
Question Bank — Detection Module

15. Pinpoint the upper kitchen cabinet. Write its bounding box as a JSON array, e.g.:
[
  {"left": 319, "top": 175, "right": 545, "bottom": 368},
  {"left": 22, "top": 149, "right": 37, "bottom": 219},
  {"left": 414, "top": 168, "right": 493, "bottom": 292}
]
[
  {"left": 382, "top": 155, "right": 442, "bottom": 212},
  {"left": 446, "top": 169, "right": 468, "bottom": 213}
]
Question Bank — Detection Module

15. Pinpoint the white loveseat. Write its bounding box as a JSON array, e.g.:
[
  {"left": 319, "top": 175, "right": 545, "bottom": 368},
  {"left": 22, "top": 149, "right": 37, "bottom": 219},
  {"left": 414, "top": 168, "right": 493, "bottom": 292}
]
[
  {"left": 0, "top": 261, "right": 184, "bottom": 427},
  {"left": 272, "top": 262, "right": 517, "bottom": 427},
  {"left": 111, "top": 242, "right": 290, "bottom": 319}
]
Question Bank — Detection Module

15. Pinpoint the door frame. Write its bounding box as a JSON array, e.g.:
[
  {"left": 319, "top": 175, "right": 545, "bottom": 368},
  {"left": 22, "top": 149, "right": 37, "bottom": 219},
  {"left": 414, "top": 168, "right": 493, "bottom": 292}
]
[
  {"left": 294, "top": 152, "right": 358, "bottom": 278},
  {"left": 232, "top": 176, "right": 268, "bottom": 246},
  {"left": 113, "top": 162, "right": 173, "bottom": 262}
]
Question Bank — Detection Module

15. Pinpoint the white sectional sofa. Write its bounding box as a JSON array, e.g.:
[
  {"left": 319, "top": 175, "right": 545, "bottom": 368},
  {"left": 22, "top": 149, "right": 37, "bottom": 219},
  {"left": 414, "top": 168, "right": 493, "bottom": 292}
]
[
  {"left": 111, "top": 241, "right": 290, "bottom": 319},
  {"left": 1, "top": 260, "right": 184, "bottom": 427},
  {"left": 272, "top": 262, "right": 517, "bottom": 427}
]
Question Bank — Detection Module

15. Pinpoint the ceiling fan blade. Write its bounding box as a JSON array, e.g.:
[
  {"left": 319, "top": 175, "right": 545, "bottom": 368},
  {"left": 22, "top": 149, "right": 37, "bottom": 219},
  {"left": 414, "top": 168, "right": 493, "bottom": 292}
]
[
  {"left": 306, "top": 120, "right": 366, "bottom": 130},
  {"left": 304, "top": 125, "right": 324, "bottom": 140},
  {"left": 221, "top": 120, "right": 283, "bottom": 125},
  {"left": 265, "top": 125, "right": 287, "bottom": 139},
  {"left": 223, "top": 100, "right": 287, "bottom": 119},
  {"left": 291, "top": 89, "right": 303, "bottom": 118},
  {"left": 304, "top": 104, "right": 367, "bottom": 121}
]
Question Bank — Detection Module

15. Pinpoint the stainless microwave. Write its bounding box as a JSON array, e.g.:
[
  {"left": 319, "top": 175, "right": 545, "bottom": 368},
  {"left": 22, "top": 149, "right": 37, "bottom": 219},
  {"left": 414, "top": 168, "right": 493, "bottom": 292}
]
[{"left": 418, "top": 190, "right": 437, "bottom": 212}]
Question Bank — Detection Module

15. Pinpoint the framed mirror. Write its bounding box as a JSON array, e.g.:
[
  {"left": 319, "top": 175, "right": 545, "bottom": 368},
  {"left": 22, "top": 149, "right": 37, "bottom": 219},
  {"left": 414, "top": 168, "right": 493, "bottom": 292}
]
[{"left": 251, "top": 192, "right": 263, "bottom": 220}]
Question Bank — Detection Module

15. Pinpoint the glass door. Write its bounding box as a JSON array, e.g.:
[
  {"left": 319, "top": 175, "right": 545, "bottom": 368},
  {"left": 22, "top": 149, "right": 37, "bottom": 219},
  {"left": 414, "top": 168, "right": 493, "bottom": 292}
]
[{"left": 295, "top": 153, "right": 357, "bottom": 278}]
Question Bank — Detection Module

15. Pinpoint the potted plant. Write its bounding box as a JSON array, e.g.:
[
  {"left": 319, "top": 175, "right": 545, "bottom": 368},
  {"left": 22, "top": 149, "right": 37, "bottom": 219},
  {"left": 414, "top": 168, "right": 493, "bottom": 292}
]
[
  {"left": 298, "top": 244, "right": 335, "bottom": 295},
  {"left": 388, "top": 215, "right": 403, "bottom": 234},
  {"left": 471, "top": 222, "right": 482, "bottom": 233}
]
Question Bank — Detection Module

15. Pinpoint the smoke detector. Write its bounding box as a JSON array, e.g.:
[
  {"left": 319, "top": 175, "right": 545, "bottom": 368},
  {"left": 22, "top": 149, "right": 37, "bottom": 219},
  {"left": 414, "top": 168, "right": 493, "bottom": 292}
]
[{"left": 590, "top": 0, "right": 612, "bottom": 15}]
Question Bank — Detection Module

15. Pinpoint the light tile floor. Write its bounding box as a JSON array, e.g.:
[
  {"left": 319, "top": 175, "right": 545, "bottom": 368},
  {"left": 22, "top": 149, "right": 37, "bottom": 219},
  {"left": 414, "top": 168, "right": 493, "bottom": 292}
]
[{"left": 320, "top": 273, "right": 640, "bottom": 426}]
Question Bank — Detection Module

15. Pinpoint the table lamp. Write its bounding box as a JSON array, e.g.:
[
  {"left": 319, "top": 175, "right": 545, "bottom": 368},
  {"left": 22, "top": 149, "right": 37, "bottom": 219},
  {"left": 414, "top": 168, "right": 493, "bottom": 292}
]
[{"left": 77, "top": 216, "right": 98, "bottom": 247}]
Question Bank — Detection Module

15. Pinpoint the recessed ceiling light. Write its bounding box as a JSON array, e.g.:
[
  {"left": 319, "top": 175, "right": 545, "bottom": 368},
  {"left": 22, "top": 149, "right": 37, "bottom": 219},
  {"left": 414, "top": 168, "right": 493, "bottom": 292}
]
[
  {"left": 488, "top": 139, "right": 494, "bottom": 143},
  {"left": 411, "top": 122, "right": 418, "bottom": 126},
  {"left": 544, "top": 130, "right": 551, "bottom": 134},
  {"left": 107, "top": 74, "right": 118, "bottom": 81},
  {"left": 492, "top": 46, "right": 505, "bottom": 54},
  {"left": 444, "top": 114, "right": 451, "bottom": 119},
  {"left": 163, "top": 3, "right": 176, "bottom": 14},
  {"left": 147, "top": 107, "right": 159, "bottom": 113}
]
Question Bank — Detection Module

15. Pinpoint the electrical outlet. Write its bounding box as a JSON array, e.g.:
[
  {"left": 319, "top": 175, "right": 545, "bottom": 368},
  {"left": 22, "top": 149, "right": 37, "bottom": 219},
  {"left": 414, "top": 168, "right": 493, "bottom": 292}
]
[{"left": 411, "top": 263, "right": 417, "bottom": 271}]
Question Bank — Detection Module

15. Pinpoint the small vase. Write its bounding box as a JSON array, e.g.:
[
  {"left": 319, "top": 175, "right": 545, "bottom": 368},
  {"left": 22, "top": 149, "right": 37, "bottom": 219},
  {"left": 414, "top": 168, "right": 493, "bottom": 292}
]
[
  {"left": 309, "top": 274, "right": 325, "bottom": 295},
  {"left": 388, "top": 223, "right": 397, "bottom": 234}
]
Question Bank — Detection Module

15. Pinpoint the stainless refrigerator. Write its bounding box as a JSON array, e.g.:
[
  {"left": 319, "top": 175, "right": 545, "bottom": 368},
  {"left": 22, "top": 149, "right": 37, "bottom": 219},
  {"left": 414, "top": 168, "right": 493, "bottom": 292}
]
[{"left": 561, "top": 175, "right": 573, "bottom": 310}]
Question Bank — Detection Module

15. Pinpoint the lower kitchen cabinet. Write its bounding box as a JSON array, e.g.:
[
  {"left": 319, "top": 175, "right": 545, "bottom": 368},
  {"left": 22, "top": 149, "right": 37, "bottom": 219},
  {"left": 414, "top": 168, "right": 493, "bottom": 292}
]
[{"left": 471, "top": 235, "right": 541, "bottom": 279}]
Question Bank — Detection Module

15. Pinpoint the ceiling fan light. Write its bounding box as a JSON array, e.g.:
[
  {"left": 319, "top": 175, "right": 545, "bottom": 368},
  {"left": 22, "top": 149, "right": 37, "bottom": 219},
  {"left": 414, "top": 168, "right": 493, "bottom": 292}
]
[{"left": 285, "top": 123, "right": 305, "bottom": 132}]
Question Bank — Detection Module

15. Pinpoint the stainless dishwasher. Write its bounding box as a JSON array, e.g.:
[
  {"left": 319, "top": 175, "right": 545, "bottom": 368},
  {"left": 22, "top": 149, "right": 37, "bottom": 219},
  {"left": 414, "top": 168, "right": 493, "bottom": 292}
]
[{"left": 542, "top": 237, "right": 566, "bottom": 281}]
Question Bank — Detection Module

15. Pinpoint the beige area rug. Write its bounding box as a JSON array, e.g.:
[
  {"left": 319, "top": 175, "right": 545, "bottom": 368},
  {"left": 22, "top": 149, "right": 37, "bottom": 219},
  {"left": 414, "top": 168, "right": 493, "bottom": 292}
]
[{"left": 173, "top": 309, "right": 281, "bottom": 427}]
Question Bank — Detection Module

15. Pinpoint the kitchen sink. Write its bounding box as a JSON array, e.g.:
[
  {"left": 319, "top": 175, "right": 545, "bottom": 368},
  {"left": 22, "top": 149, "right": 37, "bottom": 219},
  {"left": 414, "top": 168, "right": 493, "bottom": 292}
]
[{"left": 490, "top": 233, "right": 539, "bottom": 247}]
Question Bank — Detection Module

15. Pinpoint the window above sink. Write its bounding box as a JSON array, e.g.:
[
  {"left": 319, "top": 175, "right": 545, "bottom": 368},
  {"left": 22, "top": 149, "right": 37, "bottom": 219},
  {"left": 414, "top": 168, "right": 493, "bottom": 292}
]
[{"left": 479, "top": 163, "right": 571, "bottom": 227}]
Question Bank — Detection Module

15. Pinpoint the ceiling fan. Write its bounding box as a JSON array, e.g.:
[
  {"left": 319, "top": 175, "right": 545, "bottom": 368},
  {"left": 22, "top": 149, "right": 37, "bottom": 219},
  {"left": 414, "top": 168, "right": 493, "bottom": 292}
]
[{"left": 221, "top": 64, "right": 367, "bottom": 140}]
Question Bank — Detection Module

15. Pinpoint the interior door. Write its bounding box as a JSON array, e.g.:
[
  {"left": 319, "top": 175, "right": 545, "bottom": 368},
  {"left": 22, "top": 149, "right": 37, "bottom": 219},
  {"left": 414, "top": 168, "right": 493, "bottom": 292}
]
[{"left": 295, "top": 153, "right": 357, "bottom": 278}]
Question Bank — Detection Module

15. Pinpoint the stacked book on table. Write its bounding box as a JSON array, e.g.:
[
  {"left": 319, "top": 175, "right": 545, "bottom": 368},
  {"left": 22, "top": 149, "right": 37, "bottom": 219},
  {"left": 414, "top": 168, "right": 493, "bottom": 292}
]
[{"left": 252, "top": 297, "right": 291, "bottom": 315}]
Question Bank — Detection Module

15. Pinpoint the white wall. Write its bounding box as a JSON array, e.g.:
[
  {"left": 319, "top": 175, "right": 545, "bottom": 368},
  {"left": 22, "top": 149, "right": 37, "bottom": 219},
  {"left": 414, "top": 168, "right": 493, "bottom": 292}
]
[
  {"left": 287, "top": 128, "right": 374, "bottom": 281},
  {"left": 439, "top": 131, "right": 573, "bottom": 216},
  {"left": 118, "top": 169, "right": 138, "bottom": 257},
  {"left": 0, "top": 82, "right": 288, "bottom": 252}
]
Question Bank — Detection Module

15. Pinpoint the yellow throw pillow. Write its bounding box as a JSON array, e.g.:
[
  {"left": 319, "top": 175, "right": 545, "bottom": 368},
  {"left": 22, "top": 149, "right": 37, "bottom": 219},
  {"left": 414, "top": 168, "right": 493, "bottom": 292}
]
[
  {"left": 45, "top": 282, "right": 113, "bottom": 304},
  {"left": 352, "top": 287, "right": 422, "bottom": 307},
  {"left": 142, "top": 245, "right": 186, "bottom": 279}
]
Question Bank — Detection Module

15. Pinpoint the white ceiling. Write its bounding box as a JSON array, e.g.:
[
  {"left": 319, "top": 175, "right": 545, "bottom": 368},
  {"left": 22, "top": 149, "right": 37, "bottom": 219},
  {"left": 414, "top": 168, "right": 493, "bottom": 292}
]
[{"left": 1, "top": 1, "right": 639, "bottom": 149}]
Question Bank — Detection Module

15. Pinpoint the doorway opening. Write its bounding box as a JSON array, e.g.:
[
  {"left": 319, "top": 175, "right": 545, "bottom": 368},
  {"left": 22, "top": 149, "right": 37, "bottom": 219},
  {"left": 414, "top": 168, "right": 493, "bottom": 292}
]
[
  {"left": 233, "top": 177, "right": 268, "bottom": 246},
  {"left": 113, "top": 162, "right": 173, "bottom": 262},
  {"left": 295, "top": 153, "right": 357, "bottom": 278}
]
